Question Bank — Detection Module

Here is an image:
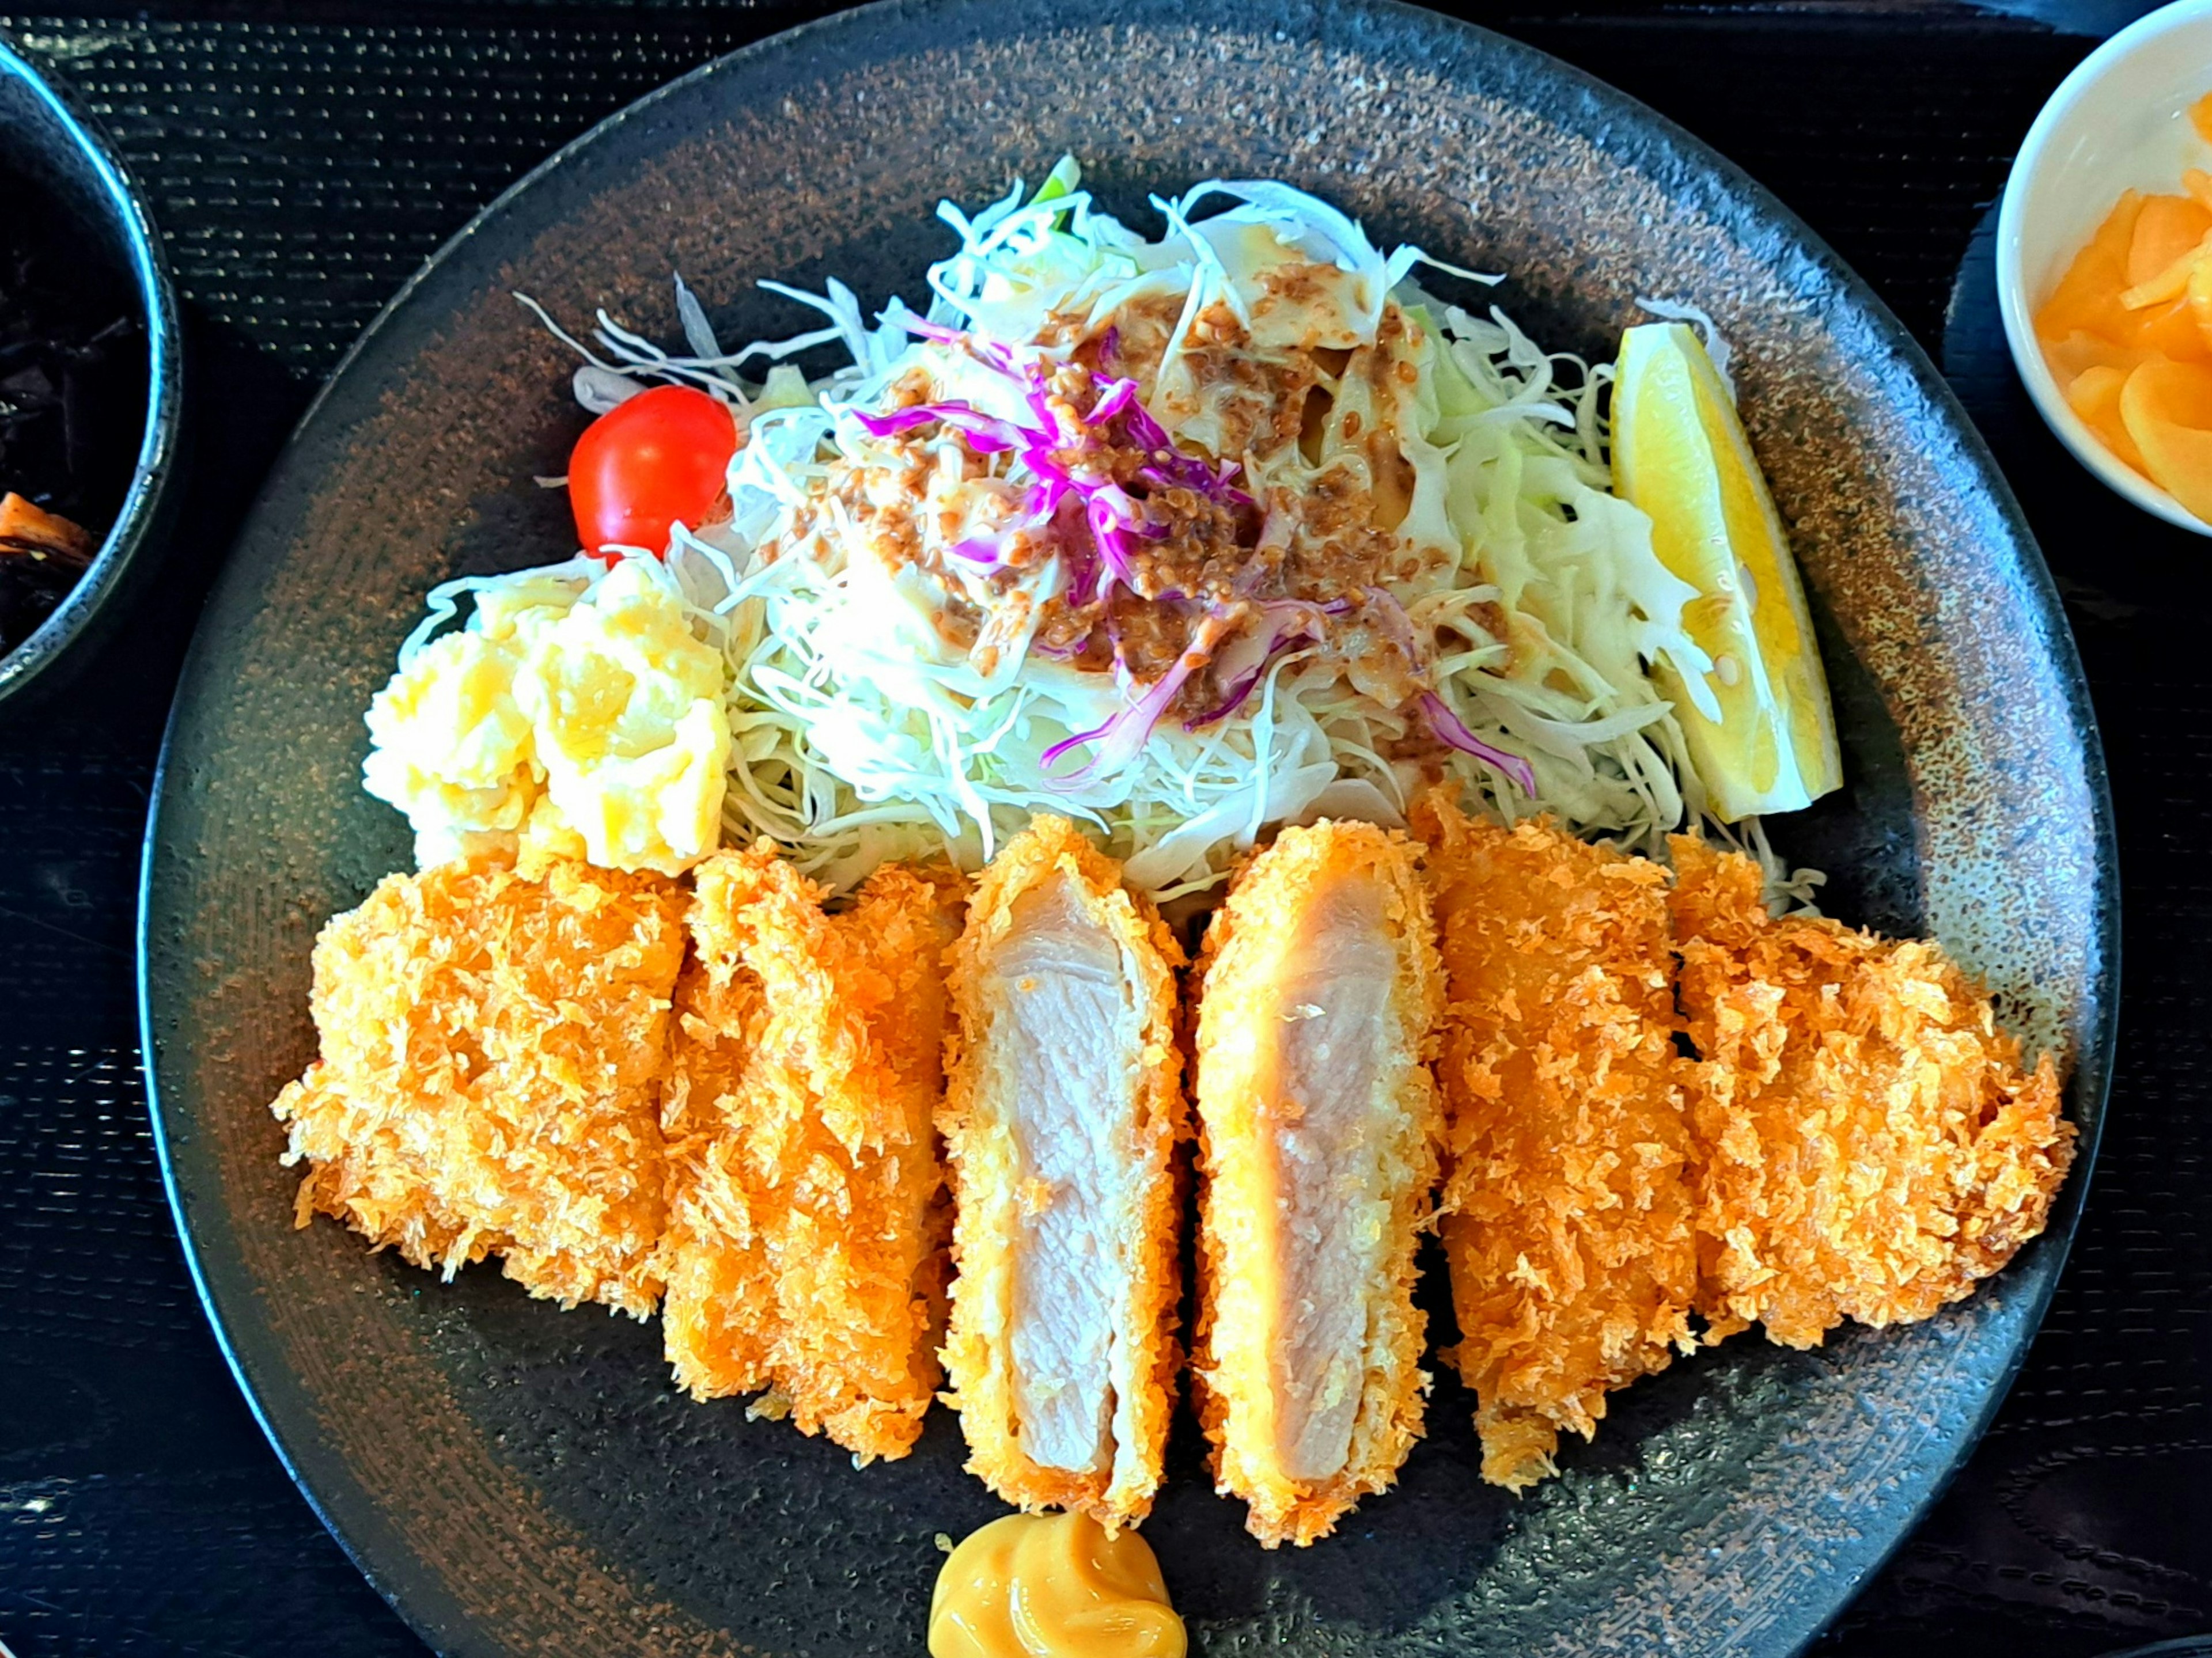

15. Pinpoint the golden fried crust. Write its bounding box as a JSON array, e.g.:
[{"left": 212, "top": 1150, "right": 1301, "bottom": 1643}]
[
  {"left": 1191, "top": 819, "right": 1444, "bottom": 1546},
  {"left": 656, "top": 844, "right": 961, "bottom": 1464},
  {"left": 270, "top": 855, "right": 684, "bottom": 1317},
  {"left": 1669, "top": 835, "right": 2075, "bottom": 1349},
  {"left": 1411, "top": 794, "right": 1699, "bottom": 1493},
  {"left": 938, "top": 814, "right": 1186, "bottom": 1529}
]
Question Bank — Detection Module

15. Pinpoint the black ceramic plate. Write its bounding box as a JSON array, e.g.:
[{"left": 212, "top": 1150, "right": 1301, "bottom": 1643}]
[{"left": 138, "top": 2, "right": 2118, "bottom": 1653}]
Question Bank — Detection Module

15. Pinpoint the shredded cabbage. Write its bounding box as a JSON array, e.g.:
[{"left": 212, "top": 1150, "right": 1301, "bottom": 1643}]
[{"left": 482, "top": 161, "right": 1817, "bottom": 904}]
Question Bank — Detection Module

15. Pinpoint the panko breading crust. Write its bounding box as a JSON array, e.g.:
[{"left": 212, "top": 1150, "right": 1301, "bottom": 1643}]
[
  {"left": 270, "top": 855, "right": 685, "bottom": 1317},
  {"left": 1669, "top": 836, "right": 2075, "bottom": 1348},
  {"left": 657, "top": 845, "right": 961, "bottom": 1464},
  {"left": 1191, "top": 820, "right": 1445, "bottom": 1546},
  {"left": 1412, "top": 796, "right": 1701, "bottom": 1493},
  {"left": 939, "top": 814, "right": 1187, "bottom": 1530}
]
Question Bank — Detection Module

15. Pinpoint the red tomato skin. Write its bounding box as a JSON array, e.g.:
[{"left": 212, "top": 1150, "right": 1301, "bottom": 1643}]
[{"left": 567, "top": 385, "right": 738, "bottom": 557}]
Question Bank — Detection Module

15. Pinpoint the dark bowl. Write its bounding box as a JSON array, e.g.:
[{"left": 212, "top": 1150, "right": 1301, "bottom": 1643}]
[
  {"left": 138, "top": 0, "right": 2116, "bottom": 1653},
  {"left": 0, "top": 30, "right": 182, "bottom": 708}
]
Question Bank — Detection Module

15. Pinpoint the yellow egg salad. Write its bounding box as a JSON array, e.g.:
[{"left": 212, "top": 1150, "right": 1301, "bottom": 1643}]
[{"left": 362, "top": 555, "right": 732, "bottom": 876}]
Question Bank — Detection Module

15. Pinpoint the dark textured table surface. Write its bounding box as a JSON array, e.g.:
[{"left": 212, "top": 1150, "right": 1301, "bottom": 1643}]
[{"left": 0, "top": 2, "right": 2200, "bottom": 1653}]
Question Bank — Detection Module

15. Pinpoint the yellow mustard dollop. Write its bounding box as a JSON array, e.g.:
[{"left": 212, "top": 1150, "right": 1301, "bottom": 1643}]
[
  {"left": 928, "top": 1512, "right": 1186, "bottom": 1658},
  {"left": 362, "top": 557, "right": 730, "bottom": 877}
]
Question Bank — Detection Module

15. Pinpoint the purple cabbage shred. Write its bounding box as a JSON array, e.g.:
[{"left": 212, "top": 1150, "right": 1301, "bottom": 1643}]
[
  {"left": 1419, "top": 692, "right": 1536, "bottom": 796},
  {"left": 1041, "top": 646, "right": 1207, "bottom": 788}
]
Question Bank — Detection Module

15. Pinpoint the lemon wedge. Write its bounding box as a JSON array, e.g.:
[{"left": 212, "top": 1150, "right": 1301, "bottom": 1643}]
[{"left": 1611, "top": 321, "right": 1842, "bottom": 822}]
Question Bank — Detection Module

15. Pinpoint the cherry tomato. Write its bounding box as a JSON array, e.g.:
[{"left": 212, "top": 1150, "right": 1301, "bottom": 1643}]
[{"left": 567, "top": 385, "right": 738, "bottom": 557}]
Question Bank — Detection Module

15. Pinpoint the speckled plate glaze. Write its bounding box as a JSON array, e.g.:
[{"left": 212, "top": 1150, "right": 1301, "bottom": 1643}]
[{"left": 138, "top": 1, "right": 2117, "bottom": 1653}]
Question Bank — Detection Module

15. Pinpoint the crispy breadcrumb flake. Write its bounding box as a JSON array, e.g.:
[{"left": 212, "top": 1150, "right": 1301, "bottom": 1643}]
[
  {"left": 1670, "top": 835, "right": 2075, "bottom": 1349},
  {"left": 1414, "top": 795, "right": 1700, "bottom": 1493},
  {"left": 1192, "top": 819, "right": 1444, "bottom": 1545},
  {"left": 657, "top": 845, "right": 961, "bottom": 1464},
  {"left": 269, "top": 855, "right": 685, "bottom": 1317}
]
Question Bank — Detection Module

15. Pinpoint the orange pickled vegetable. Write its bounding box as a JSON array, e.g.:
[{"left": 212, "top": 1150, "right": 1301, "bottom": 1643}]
[
  {"left": 2191, "top": 257, "right": 2212, "bottom": 356},
  {"left": 2124, "top": 223, "right": 2212, "bottom": 308},
  {"left": 2035, "top": 192, "right": 2143, "bottom": 346},
  {"left": 2130, "top": 293, "right": 2212, "bottom": 362},
  {"left": 2123, "top": 357, "right": 2212, "bottom": 518},
  {"left": 2127, "top": 195, "right": 2212, "bottom": 288},
  {"left": 2065, "top": 365, "right": 2146, "bottom": 472},
  {"left": 2044, "top": 329, "right": 2150, "bottom": 383},
  {"left": 2031, "top": 101, "right": 2212, "bottom": 514}
]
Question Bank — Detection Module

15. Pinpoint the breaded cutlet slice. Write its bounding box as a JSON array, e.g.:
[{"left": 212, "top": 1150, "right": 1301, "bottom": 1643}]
[
  {"left": 270, "top": 854, "right": 685, "bottom": 1317},
  {"left": 1413, "top": 795, "right": 1701, "bottom": 1493},
  {"left": 1192, "top": 819, "right": 1444, "bottom": 1546},
  {"left": 657, "top": 845, "right": 961, "bottom": 1464},
  {"left": 940, "top": 814, "right": 1186, "bottom": 1530},
  {"left": 1669, "top": 834, "right": 2075, "bottom": 1348}
]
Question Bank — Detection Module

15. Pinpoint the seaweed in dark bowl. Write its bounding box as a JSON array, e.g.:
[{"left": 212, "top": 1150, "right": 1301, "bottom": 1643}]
[
  {"left": 0, "top": 31, "right": 179, "bottom": 707},
  {"left": 0, "top": 162, "right": 146, "bottom": 653}
]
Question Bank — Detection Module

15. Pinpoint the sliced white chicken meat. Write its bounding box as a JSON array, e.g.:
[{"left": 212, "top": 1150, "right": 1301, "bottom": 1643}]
[
  {"left": 985, "top": 872, "right": 1144, "bottom": 1474},
  {"left": 940, "top": 814, "right": 1185, "bottom": 1528},
  {"left": 1263, "top": 870, "right": 1398, "bottom": 1481},
  {"left": 1192, "top": 819, "right": 1442, "bottom": 1547}
]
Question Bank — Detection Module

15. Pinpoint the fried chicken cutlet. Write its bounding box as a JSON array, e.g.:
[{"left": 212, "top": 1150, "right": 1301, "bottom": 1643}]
[
  {"left": 270, "top": 853, "right": 685, "bottom": 1316},
  {"left": 940, "top": 815, "right": 1185, "bottom": 1530},
  {"left": 657, "top": 845, "right": 961, "bottom": 1464},
  {"left": 1413, "top": 795, "right": 1701, "bottom": 1493},
  {"left": 1191, "top": 821, "right": 1444, "bottom": 1546},
  {"left": 1670, "top": 836, "right": 2075, "bottom": 1348}
]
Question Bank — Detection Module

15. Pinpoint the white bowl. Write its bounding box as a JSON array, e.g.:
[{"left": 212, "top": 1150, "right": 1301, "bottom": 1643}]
[{"left": 1998, "top": 0, "right": 2212, "bottom": 536}]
